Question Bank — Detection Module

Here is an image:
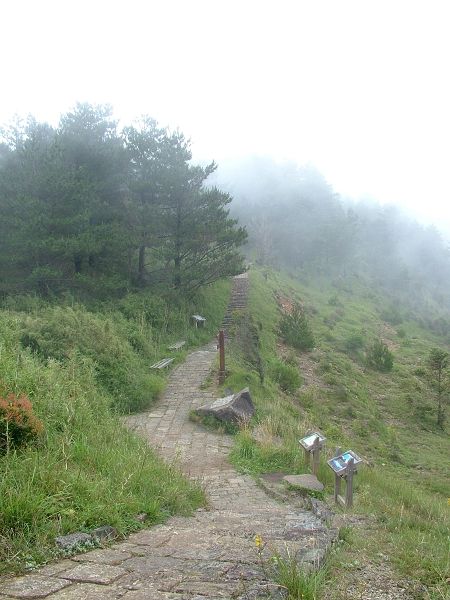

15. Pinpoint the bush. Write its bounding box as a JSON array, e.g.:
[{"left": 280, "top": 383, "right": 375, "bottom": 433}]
[
  {"left": 414, "top": 366, "right": 427, "bottom": 377},
  {"left": 19, "top": 307, "right": 160, "bottom": 412},
  {"left": 366, "top": 339, "right": 394, "bottom": 372},
  {"left": 344, "top": 330, "right": 365, "bottom": 352},
  {"left": 279, "top": 302, "right": 315, "bottom": 351},
  {"left": 0, "top": 392, "right": 43, "bottom": 452},
  {"left": 119, "top": 293, "right": 170, "bottom": 330},
  {"left": 270, "top": 360, "right": 301, "bottom": 393},
  {"left": 327, "top": 293, "right": 341, "bottom": 306}
]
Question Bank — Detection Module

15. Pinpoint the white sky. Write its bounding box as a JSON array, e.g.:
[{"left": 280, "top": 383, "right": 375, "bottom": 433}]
[{"left": 1, "top": 0, "right": 449, "bottom": 230}]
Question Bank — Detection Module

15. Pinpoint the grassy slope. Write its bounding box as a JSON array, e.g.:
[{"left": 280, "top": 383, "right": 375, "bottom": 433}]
[
  {"left": 0, "top": 279, "right": 230, "bottom": 573},
  {"left": 225, "top": 268, "right": 449, "bottom": 598}
]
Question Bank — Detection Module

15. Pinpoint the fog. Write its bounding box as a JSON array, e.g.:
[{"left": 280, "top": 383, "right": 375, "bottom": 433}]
[
  {"left": 209, "top": 155, "right": 450, "bottom": 326},
  {"left": 1, "top": 0, "right": 449, "bottom": 232}
]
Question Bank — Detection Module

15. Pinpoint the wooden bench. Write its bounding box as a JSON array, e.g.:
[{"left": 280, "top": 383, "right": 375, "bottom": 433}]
[
  {"left": 168, "top": 341, "right": 186, "bottom": 351},
  {"left": 192, "top": 315, "right": 206, "bottom": 328},
  {"left": 150, "top": 358, "right": 174, "bottom": 370}
]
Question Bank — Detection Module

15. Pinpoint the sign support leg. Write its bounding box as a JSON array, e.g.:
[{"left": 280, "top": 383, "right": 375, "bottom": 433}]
[{"left": 345, "top": 458, "right": 354, "bottom": 508}]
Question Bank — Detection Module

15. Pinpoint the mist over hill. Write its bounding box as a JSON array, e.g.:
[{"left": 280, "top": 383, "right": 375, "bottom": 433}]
[{"left": 210, "top": 156, "right": 450, "bottom": 322}]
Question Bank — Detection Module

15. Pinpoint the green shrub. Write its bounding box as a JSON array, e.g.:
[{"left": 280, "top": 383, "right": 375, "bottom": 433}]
[
  {"left": 119, "top": 292, "right": 169, "bottom": 329},
  {"left": 344, "top": 330, "right": 365, "bottom": 352},
  {"left": 270, "top": 360, "right": 301, "bottom": 393},
  {"left": 414, "top": 366, "right": 427, "bottom": 377},
  {"left": 327, "top": 293, "right": 341, "bottom": 306},
  {"left": 366, "top": 339, "right": 394, "bottom": 372},
  {"left": 333, "top": 384, "right": 349, "bottom": 401},
  {"left": 19, "top": 307, "right": 160, "bottom": 412},
  {"left": 279, "top": 302, "right": 315, "bottom": 351}
]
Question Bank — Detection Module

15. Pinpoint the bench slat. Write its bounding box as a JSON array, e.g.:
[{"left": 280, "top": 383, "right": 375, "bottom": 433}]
[
  {"left": 150, "top": 358, "right": 174, "bottom": 369},
  {"left": 168, "top": 341, "right": 186, "bottom": 350}
]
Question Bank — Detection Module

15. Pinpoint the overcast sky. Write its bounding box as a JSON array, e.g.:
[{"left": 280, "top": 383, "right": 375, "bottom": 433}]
[{"left": 1, "top": 0, "right": 449, "bottom": 231}]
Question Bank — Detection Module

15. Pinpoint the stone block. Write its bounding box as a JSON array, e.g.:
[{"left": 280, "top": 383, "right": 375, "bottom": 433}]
[
  {"left": 55, "top": 532, "right": 93, "bottom": 551},
  {"left": 196, "top": 388, "right": 254, "bottom": 424},
  {"left": 0, "top": 575, "right": 70, "bottom": 598},
  {"left": 61, "top": 563, "right": 127, "bottom": 585},
  {"left": 283, "top": 474, "right": 324, "bottom": 492}
]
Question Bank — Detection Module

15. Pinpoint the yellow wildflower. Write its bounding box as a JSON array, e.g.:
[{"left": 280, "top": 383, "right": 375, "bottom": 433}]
[{"left": 255, "top": 534, "right": 263, "bottom": 548}]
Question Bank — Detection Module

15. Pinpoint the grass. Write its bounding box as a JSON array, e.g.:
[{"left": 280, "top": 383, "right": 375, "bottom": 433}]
[
  {"left": 253, "top": 535, "right": 327, "bottom": 600},
  {"left": 8, "top": 280, "right": 231, "bottom": 413},
  {"left": 271, "top": 552, "right": 327, "bottom": 600},
  {"left": 188, "top": 410, "right": 239, "bottom": 434},
  {"left": 223, "top": 267, "right": 449, "bottom": 598},
  {"left": 0, "top": 279, "right": 231, "bottom": 573}
]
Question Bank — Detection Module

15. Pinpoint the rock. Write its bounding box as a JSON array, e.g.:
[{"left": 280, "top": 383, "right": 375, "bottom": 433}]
[
  {"left": 55, "top": 532, "right": 93, "bottom": 551},
  {"left": 303, "top": 547, "right": 326, "bottom": 567},
  {"left": 308, "top": 498, "right": 334, "bottom": 524},
  {"left": 196, "top": 387, "right": 254, "bottom": 423},
  {"left": 0, "top": 575, "right": 70, "bottom": 598},
  {"left": 134, "top": 513, "right": 148, "bottom": 523},
  {"left": 283, "top": 474, "right": 324, "bottom": 492},
  {"left": 91, "top": 525, "right": 118, "bottom": 543},
  {"left": 61, "top": 562, "right": 127, "bottom": 585}
]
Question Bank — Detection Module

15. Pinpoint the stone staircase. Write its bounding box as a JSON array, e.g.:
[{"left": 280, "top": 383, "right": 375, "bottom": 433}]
[{"left": 220, "top": 272, "right": 249, "bottom": 338}]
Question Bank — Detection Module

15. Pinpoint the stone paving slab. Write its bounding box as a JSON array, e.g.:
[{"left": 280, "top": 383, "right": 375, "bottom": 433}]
[
  {"left": 0, "top": 274, "right": 335, "bottom": 599},
  {"left": 0, "top": 576, "right": 71, "bottom": 598}
]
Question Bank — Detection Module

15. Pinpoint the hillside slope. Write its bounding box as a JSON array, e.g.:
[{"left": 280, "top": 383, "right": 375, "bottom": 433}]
[{"left": 225, "top": 268, "right": 449, "bottom": 599}]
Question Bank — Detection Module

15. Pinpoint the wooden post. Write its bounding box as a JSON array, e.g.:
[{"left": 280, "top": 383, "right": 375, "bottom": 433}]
[
  {"left": 311, "top": 436, "right": 320, "bottom": 476},
  {"left": 218, "top": 330, "right": 225, "bottom": 384},
  {"left": 303, "top": 447, "right": 310, "bottom": 467},
  {"left": 345, "top": 458, "right": 355, "bottom": 508},
  {"left": 333, "top": 447, "right": 342, "bottom": 505}
]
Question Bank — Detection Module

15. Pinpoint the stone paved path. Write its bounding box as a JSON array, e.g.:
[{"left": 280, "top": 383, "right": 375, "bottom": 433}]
[{"left": 0, "top": 276, "right": 336, "bottom": 600}]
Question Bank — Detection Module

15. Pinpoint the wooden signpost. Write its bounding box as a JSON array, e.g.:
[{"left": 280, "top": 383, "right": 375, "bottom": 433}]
[
  {"left": 218, "top": 330, "right": 225, "bottom": 384},
  {"left": 299, "top": 432, "right": 326, "bottom": 476},
  {"left": 327, "top": 448, "right": 362, "bottom": 508}
]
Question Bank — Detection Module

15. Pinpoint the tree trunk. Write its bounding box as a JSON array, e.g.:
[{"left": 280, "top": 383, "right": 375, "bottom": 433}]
[
  {"left": 173, "top": 201, "right": 182, "bottom": 288},
  {"left": 74, "top": 254, "right": 82, "bottom": 274},
  {"left": 174, "top": 255, "right": 181, "bottom": 288},
  {"left": 138, "top": 245, "right": 146, "bottom": 283}
]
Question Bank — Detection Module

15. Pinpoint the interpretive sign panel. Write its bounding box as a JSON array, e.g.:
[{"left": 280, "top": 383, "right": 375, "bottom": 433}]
[
  {"left": 299, "top": 432, "right": 326, "bottom": 451},
  {"left": 327, "top": 450, "right": 362, "bottom": 476}
]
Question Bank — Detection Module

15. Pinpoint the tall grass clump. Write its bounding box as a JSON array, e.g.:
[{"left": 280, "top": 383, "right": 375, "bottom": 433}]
[
  {"left": 9, "top": 278, "right": 231, "bottom": 414},
  {"left": 271, "top": 552, "right": 326, "bottom": 600},
  {"left": 18, "top": 306, "right": 163, "bottom": 413}
]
